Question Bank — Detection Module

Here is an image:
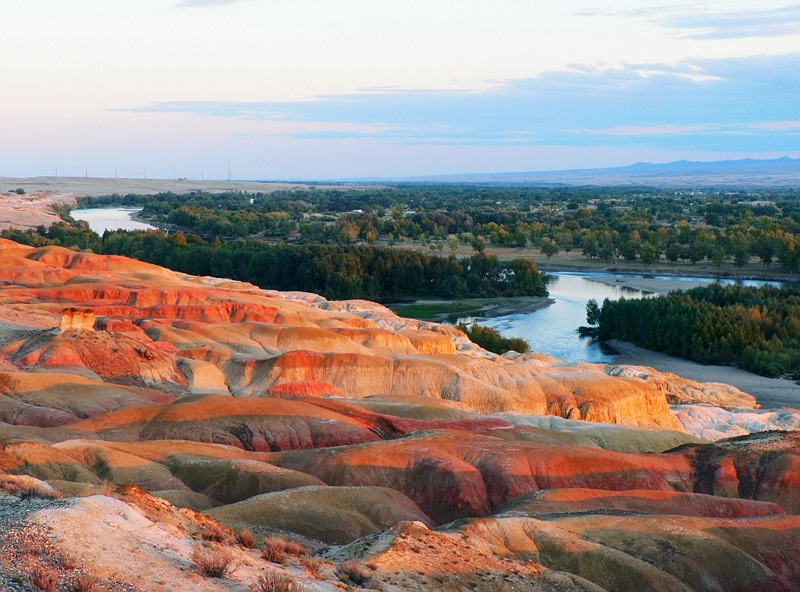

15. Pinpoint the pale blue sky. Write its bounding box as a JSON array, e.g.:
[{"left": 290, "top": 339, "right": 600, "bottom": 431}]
[{"left": 2, "top": 1, "right": 798, "bottom": 179}]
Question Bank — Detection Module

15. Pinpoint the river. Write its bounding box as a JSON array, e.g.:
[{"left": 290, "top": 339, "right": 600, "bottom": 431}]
[
  {"left": 71, "top": 207, "right": 156, "bottom": 234},
  {"left": 469, "top": 272, "right": 787, "bottom": 364}
]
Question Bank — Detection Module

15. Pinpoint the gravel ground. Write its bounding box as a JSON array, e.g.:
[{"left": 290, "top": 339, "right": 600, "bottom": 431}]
[
  {"left": 0, "top": 493, "right": 71, "bottom": 591},
  {"left": 0, "top": 493, "right": 141, "bottom": 592}
]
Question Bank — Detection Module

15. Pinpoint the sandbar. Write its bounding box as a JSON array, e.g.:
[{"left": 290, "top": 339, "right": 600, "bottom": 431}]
[{"left": 608, "top": 339, "right": 800, "bottom": 410}]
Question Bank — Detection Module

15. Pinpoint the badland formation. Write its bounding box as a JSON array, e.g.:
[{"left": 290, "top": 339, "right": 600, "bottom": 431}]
[{"left": 0, "top": 190, "right": 798, "bottom": 591}]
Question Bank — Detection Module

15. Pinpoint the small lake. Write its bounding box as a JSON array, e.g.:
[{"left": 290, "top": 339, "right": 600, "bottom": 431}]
[
  {"left": 470, "top": 272, "right": 787, "bottom": 364},
  {"left": 71, "top": 207, "right": 156, "bottom": 234}
]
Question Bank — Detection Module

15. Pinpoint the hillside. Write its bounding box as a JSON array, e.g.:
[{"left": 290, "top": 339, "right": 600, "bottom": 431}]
[{"left": 0, "top": 239, "right": 798, "bottom": 591}]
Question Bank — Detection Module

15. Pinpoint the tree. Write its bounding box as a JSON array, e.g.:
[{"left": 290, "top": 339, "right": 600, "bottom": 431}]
[
  {"left": 471, "top": 235, "right": 486, "bottom": 253},
  {"left": 586, "top": 299, "right": 601, "bottom": 327},
  {"left": 640, "top": 243, "right": 657, "bottom": 267},
  {"left": 541, "top": 239, "right": 559, "bottom": 259}
]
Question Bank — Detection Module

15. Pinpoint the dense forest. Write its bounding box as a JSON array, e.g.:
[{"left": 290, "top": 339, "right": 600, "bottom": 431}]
[
  {"left": 77, "top": 186, "right": 800, "bottom": 273},
  {"left": 596, "top": 284, "right": 800, "bottom": 378},
  {"left": 1, "top": 222, "right": 547, "bottom": 301}
]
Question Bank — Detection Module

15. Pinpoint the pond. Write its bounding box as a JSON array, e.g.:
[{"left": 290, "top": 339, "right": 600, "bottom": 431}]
[{"left": 71, "top": 207, "right": 156, "bottom": 234}]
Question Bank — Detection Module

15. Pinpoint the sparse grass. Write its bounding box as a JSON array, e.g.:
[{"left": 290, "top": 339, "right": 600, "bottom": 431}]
[
  {"left": 236, "top": 528, "right": 256, "bottom": 549},
  {"left": 192, "top": 546, "right": 236, "bottom": 578},
  {"left": 30, "top": 563, "right": 59, "bottom": 591},
  {"left": 335, "top": 561, "right": 380, "bottom": 589},
  {"left": 252, "top": 571, "right": 306, "bottom": 592},
  {"left": 391, "top": 301, "right": 481, "bottom": 319}
]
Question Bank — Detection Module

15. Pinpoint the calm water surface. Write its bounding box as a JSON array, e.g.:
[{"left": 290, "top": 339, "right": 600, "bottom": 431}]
[
  {"left": 71, "top": 207, "right": 156, "bottom": 234},
  {"left": 470, "top": 272, "right": 786, "bottom": 364}
]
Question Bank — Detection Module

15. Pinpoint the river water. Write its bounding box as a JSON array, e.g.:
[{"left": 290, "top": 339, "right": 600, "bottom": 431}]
[
  {"left": 465, "top": 272, "right": 788, "bottom": 364},
  {"left": 71, "top": 207, "right": 156, "bottom": 234}
]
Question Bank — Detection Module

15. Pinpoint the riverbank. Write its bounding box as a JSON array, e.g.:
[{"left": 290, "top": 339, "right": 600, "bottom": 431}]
[
  {"left": 585, "top": 275, "right": 714, "bottom": 295},
  {"left": 607, "top": 339, "right": 800, "bottom": 410},
  {"left": 389, "top": 296, "right": 554, "bottom": 321}
]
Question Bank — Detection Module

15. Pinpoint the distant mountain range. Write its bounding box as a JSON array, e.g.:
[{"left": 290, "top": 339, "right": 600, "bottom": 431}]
[{"left": 389, "top": 156, "right": 800, "bottom": 188}]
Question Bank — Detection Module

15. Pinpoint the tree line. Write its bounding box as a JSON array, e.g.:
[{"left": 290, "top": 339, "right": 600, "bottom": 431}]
[
  {"left": 595, "top": 283, "right": 800, "bottom": 378},
  {"left": 1, "top": 222, "right": 547, "bottom": 301},
  {"left": 78, "top": 186, "right": 800, "bottom": 273}
]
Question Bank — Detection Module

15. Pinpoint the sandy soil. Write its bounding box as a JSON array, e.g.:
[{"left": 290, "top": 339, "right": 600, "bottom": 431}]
[{"left": 608, "top": 339, "right": 800, "bottom": 410}]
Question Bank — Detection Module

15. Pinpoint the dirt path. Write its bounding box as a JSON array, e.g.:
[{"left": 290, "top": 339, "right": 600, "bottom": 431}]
[{"left": 608, "top": 339, "right": 800, "bottom": 410}]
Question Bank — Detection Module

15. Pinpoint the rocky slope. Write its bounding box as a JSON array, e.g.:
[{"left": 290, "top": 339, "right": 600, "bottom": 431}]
[{"left": 0, "top": 238, "right": 798, "bottom": 591}]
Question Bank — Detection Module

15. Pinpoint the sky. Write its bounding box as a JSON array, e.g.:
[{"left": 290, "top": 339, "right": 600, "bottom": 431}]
[{"left": 1, "top": 1, "right": 799, "bottom": 180}]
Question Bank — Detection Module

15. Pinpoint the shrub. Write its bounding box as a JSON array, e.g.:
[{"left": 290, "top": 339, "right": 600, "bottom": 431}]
[
  {"left": 261, "top": 537, "right": 288, "bottom": 564},
  {"left": 456, "top": 322, "right": 530, "bottom": 355},
  {"left": 192, "top": 546, "right": 236, "bottom": 578},
  {"left": 252, "top": 571, "right": 306, "bottom": 592},
  {"left": 299, "top": 555, "right": 324, "bottom": 577},
  {"left": 30, "top": 563, "right": 59, "bottom": 591},
  {"left": 20, "top": 487, "right": 62, "bottom": 500},
  {"left": 236, "top": 528, "right": 256, "bottom": 549},
  {"left": 200, "top": 523, "right": 228, "bottom": 543},
  {"left": 71, "top": 574, "right": 99, "bottom": 592},
  {"left": 283, "top": 541, "right": 309, "bottom": 557},
  {"left": 335, "top": 561, "right": 379, "bottom": 589}
]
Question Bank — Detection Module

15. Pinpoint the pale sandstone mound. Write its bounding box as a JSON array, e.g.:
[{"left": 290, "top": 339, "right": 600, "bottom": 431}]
[
  {"left": 210, "top": 485, "right": 434, "bottom": 544},
  {"left": 673, "top": 403, "right": 800, "bottom": 440},
  {"left": 606, "top": 364, "right": 757, "bottom": 408},
  {"left": 59, "top": 307, "right": 95, "bottom": 331},
  {"left": 22, "top": 488, "right": 317, "bottom": 592}
]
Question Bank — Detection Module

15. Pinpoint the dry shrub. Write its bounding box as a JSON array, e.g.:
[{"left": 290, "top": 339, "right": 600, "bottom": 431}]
[
  {"left": 283, "top": 541, "right": 309, "bottom": 557},
  {"left": 201, "top": 523, "right": 228, "bottom": 543},
  {"left": 335, "top": 561, "right": 379, "bottom": 589},
  {"left": 236, "top": 528, "right": 256, "bottom": 549},
  {"left": 252, "top": 571, "right": 306, "bottom": 592},
  {"left": 71, "top": 574, "right": 99, "bottom": 592},
  {"left": 299, "top": 555, "right": 324, "bottom": 577},
  {"left": 30, "top": 563, "right": 59, "bottom": 591},
  {"left": 192, "top": 546, "right": 236, "bottom": 578},
  {"left": 261, "top": 537, "right": 288, "bottom": 564}
]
